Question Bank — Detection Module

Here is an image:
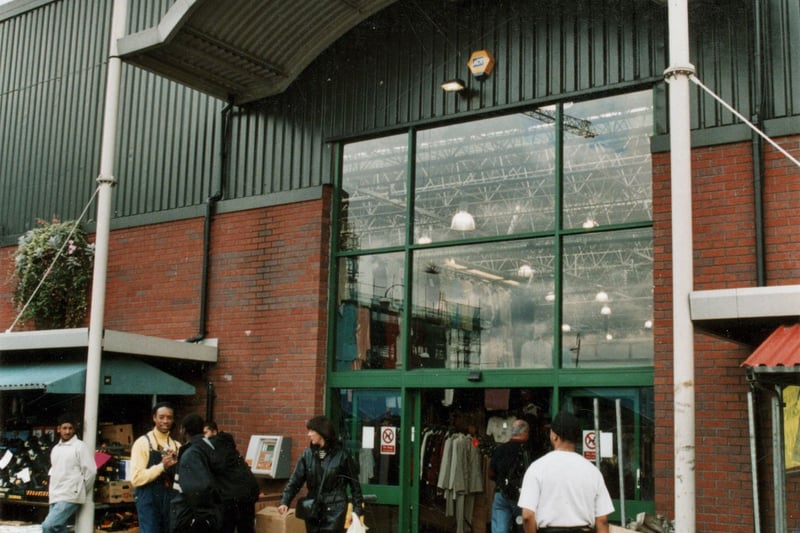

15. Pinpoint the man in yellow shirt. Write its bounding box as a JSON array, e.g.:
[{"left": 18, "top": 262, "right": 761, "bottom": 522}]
[{"left": 130, "top": 402, "right": 180, "bottom": 533}]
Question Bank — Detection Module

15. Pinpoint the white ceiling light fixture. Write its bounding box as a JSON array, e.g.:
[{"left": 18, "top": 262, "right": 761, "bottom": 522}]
[
  {"left": 451, "top": 210, "right": 476, "bottom": 231},
  {"left": 583, "top": 217, "right": 599, "bottom": 229},
  {"left": 600, "top": 304, "right": 612, "bottom": 316},
  {"left": 545, "top": 291, "right": 556, "bottom": 302},
  {"left": 595, "top": 290, "right": 609, "bottom": 302},
  {"left": 517, "top": 264, "right": 534, "bottom": 278},
  {"left": 417, "top": 235, "right": 432, "bottom": 245}
]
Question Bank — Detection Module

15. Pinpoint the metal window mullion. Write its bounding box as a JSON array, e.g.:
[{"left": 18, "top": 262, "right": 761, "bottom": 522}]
[
  {"left": 553, "top": 103, "right": 565, "bottom": 371},
  {"left": 401, "top": 127, "right": 416, "bottom": 374},
  {"left": 326, "top": 142, "right": 347, "bottom": 405}
]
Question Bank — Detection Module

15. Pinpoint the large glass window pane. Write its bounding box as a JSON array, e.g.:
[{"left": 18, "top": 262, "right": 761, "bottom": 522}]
[
  {"left": 334, "top": 252, "right": 404, "bottom": 371},
  {"left": 561, "top": 228, "right": 654, "bottom": 368},
  {"left": 562, "top": 92, "right": 653, "bottom": 229},
  {"left": 414, "top": 112, "right": 556, "bottom": 243},
  {"left": 410, "top": 238, "right": 555, "bottom": 369},
  {"left": 340, "top": 134, "right": 408, "bottom": 251}
]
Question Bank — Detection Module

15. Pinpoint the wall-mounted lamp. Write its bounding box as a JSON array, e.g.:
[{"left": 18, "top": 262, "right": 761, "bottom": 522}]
[
  {"left": 441, "top": 79, "right": 466, "bottom": 92},
  {"left": 450, "top": 210, "right": 476, "bottom": 231}
]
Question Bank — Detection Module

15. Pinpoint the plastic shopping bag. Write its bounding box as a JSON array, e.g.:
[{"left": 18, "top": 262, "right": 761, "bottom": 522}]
[{"left": 346, "top": 511, "right": 367, "bottom": 533}]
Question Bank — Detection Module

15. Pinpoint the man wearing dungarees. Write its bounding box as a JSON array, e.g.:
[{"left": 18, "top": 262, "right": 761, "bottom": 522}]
[{"left": 131, "top": 402, "right": 181, "bottom": 533}]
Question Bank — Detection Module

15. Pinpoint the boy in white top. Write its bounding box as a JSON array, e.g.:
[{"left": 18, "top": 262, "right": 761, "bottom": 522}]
[
  {"left": 518, "top": 411, "right": 614, "bottom": 533},
  {"left": 41, "top": 414, "right": 97, "bottom": 533}
]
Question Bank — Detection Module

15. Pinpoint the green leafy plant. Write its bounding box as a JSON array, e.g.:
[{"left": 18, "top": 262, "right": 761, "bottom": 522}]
[{"left": 13, "top": 219, "right": 94, "bottom": 329}]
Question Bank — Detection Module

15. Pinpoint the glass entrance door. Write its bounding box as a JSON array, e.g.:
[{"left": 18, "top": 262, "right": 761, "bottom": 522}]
[
  {"left": 334, "top": 388, "right": 408, "bottom": 532},
  {"left": 560, "top": 387, "right": 655, "bottom": 522}
]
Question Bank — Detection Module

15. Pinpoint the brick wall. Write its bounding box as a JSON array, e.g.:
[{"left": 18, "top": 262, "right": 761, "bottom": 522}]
[
  {"left": 0, "top": 191, "right": 332, "bottom": 495},
  {"left": 653, "top": 136, "right": 800, "bottom": 531}
]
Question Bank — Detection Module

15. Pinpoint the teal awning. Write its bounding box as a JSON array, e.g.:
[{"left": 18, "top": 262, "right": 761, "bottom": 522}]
[{"left": 0, "top": 358, "right": 195, "bottom": 395}]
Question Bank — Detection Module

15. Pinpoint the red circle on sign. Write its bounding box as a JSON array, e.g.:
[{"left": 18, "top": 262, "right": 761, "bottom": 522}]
[{"left": 584, "top": 431, "right": 596, "bottom": 449}]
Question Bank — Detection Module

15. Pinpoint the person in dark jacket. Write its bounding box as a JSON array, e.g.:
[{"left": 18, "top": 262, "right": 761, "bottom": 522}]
[
  {"left": 488, "top": 419, "right": 532, "bottom": 533},
  {"left": 277, "top": 415, "right": 364, "bottom": 533},
  {"left": 170, "top": 414, "right": 223, "bottom": 533},
  {"left": 204, "top": 421, "right": 260, "bottom": 533}
]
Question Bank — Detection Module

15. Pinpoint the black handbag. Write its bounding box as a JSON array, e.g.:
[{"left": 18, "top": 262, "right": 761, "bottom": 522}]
[
  {"left": 295, "top": 456, "right": 328, "bottom": 522},
  {"left": 295, "top": 496, "right": 320, "bottom": 521}
]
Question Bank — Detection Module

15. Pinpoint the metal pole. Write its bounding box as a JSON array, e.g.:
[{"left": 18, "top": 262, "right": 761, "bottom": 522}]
[
  {"left": 772, "top": 385, "right": 786, "bottom": 532},
  {"left": 747, "top": 389, "right": 761, "bottom": 533},
  {"left": 664, "top": 0, "right": 695, "bottom": 530},
  {"left": 76, "top": 1, "right": 127, "bottom": 532},
  {"left": 594, "top": 398, "right": 601, "bottom": 469},
  {"left": 616, "top": 399, "right": 626, "bottom": 526}
]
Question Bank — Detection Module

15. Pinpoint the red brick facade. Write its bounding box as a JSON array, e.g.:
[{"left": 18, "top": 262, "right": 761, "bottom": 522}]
[
  {"left": 2, "top": 137, "right": 799, "bottom": 527},
  {"left": 652, "top": 136, "right": 800, "bottom": 531},
  {"left": 0, "top": 190, "right": 333, "bottom": 495}
]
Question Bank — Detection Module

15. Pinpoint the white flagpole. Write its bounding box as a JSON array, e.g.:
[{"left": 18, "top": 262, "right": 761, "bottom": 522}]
[{"left": 76, "top": 1, "right": 127, "bottom": 532}]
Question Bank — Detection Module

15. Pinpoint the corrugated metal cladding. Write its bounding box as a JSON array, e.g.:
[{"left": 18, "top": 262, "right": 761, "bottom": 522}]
[
  {"left": 1, "top": 0, "right": 798, "bottom": 241},
  {"left": 742, "top": 324, "right": 800, "bottom": 369}
]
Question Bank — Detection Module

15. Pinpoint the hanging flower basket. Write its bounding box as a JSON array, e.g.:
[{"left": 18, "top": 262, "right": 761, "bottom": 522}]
[{"left": 13, "top": 218, "right": 94, "bottom": 329}]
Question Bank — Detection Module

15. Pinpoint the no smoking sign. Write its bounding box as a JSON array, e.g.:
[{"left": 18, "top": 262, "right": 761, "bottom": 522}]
[
  {"left": 582, "top": 430, "right": 614, "bottom": 461},
  {"left": 380, "top": 426, "right": 397, "bottom": 455}
]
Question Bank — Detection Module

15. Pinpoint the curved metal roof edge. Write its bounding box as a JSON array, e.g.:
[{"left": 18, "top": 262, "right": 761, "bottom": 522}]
[{"left": 117, "top": 0, "right": 399, "bottom": 104}]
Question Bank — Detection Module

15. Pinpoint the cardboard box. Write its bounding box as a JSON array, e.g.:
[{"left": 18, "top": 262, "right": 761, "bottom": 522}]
[
  {"left": 255, "top": 506, "right": 305, "bottom": 533},
  {"left": 96, "top": 480, "right": 134, "bottom": 503},
  {"left": 99, "top": 424, "right": 134, "bottom": 447}
]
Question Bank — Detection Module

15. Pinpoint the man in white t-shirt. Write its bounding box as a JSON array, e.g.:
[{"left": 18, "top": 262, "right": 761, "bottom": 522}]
[{"left": 517, "top": 411, "right": 614, "bottom": 533}]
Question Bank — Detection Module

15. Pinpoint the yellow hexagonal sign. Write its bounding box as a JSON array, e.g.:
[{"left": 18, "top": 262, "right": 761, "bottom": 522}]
[{"left": 467, "top": 49, "right": 495, "bottom": 80}]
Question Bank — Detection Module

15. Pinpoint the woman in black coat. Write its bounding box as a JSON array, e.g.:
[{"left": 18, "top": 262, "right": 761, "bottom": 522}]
[{"left": 278, "top": 416, "right": 364, "bottom": 533}]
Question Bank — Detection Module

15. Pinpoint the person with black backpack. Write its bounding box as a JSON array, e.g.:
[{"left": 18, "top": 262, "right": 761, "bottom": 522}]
[
  {"left": 204, "top": 422, "right": 260, "bottom": 533},
  {"left": 170, "top": 414, "right": 223, "bottom": 533},
  {"left": 488, "top": 419, "right": 532, "bottom": 533}
]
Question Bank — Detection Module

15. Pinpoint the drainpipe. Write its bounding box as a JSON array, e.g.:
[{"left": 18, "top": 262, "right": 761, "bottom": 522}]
[
  {"left": 186, "top": 101, "right": 234, "bottom": 343},
  {"left": 665, "top": 0, "right": 695, "bottom": 530},
  {"left": 751, "top": 0, "right": 766, "bottom": 285},
  {"left": 78, "top": 1, "right": 127, "bottom": 532},
  {"left": 205, "top": 380, "right": 216, "bottom": 422}
]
